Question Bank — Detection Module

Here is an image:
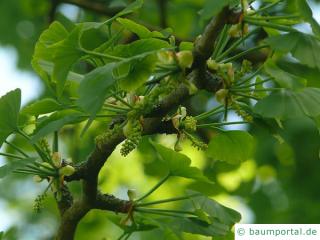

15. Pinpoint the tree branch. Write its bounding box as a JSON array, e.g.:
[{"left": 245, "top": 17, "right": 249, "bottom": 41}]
[
  {"left": 158, "top": 0, "right": 168, "bottom": 28},
  {"left": 56, "top": 7, "right": 241, "bottom": 240}
]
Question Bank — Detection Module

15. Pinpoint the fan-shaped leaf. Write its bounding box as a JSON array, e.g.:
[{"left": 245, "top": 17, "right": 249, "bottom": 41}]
[
  {"left": 254, "top": 88, "right": 320, "bottom": 119},
  {"left": 22, "top": 98, "right": 63, "bottom": 116},
  {"left": 296, "top": 0, "right": 320, "bottom": 36},
  {"left": 264, "top": 60, "right": 306, "bottom": 90},
  {"left": 151, "top": 142, "right": 212, "bottom": 183},
  {"left": 0, "top": 89, "right": 21, "bottom": 147},
  {"left": 32, "top": 110, "right": 85, "bottom": 142},
  {"left": 206, "top": 131, "right": 254, "bottom": 164},
  {"left": 266, "top": 32, "right": 320, "bottom": 70}
]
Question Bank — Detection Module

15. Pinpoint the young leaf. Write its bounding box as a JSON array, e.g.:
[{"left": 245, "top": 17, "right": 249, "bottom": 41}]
[
  {"left": 264, "top": 60, "right": 306, "bottom": 90},
  {"left": 266, "top": 32, "right": 320, "bottom": 70},
  {"left": 0, "top": 89, "right": 21, "bottom": 147},
  {"left": 117, "top": 54, "right": 157, "bottom": 91},
  {"left": 32, "top": 110, "right": 85, "bottom": 142},
  {"left": 117, "top": 17, "right": 152, "bottom": 39},
  {"left": 22, "top": 98, "right": 63, "bottom": 116},
  {"left": 77, "top": 63, "right": 116, "bottom": 121},
  {"left": 154, "top": 217, "right": 230, "bottom": 237},
  {"left": 151, "top": 141, "right": 212, "bottom": 183},
  {"left": 51, "top": 25, "right": 85, "bottom": 96},
  {"left": 277, "top": 60, "right": 320, "bottom": 88},
  {"left": 295, "top": 0, "right": 320, "bottom": 37},
  {"left": 187, "top": 191, "right": 241, "bottom": 226},
  {"left": 254, "top": 88, "right": 320, "bottom": 119},
  {"left": 206, "top": 130, "right": 254, "bottom": 165},
  {"left": 106, "top": 38, "right": 171, "bottom": 60},
  {"left": 32, "top": 21, "right": 69, "bottom": 82}
]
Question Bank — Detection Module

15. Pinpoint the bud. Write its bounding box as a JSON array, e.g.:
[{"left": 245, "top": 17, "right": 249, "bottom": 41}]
[
  {"left": 52, "top": 152, "right": 61, "bottom": 168},
  {"left": 157, "top": 51, "right": 175, "bottom": 64},
  {"left": 59, "top": 165, "right": 75, "bottom": 177},
  {"left": 215, "top": 89, "right": 229, "bottom": 104},
  {"left": 33, "top": 175, "right": 43, "bottom": 183},
  {"left": 207, "top": 59, "right": 219, "bottom": 71},
  {"left": 64, "top": 158, "right": 73, "bottom": 165},
  {"left": 229, "top": 24, "right": 241, "bottom": 38},
  {"left": 177, "top": 51, "right": 193, "bottom": 69},
  {"left": 127, "top": 189, "right": 137, "bottom": 201}
]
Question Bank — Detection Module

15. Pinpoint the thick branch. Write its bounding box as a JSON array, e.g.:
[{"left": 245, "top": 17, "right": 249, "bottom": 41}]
[
  {"left": 94, "top": 193, "right": 132, "bottom": 212},
  {"left": 56, "top": 7, "right": 240, "bottom": 240},
  {"left": 158, "top": 0, "right": 168, "bottom": 28}
]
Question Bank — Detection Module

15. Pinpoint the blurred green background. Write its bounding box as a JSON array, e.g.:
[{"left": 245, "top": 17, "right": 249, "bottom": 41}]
[{"left": 0, "top": 0, "right": 320, "bottom": 239}]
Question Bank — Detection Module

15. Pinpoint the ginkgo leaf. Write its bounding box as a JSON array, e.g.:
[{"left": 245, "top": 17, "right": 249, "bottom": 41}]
[
  {"left": 77, "top": 63, "right": 117, "bottom": 134},
  {"left": 206, "top": 130, "right": 254, "bottom": 165},
  {"left": 254, "top": 88, "right": 320, "bottom": 119},
  {"left": 296, "top": 0, "right": 320, "bottom": 36},
  {"left": 32, "top": 110, "right": 85, "bottom": 142},
  {"left": 266, "top": 32, "right": 320, "bottom": 70},
  {"left": 151, "top": 141, "right": 212, "bottom": 183},
  {"left": 117, "top": 17, "right": 152, "bottom": 39},
  {"left": 187, "top": 191, "right": 242, "bottom": 226},
  {"left": 0, "top": 89, "right": 21, "bottom": 147},
  {"left": 32, "top": 21, "right": 69, "bottom": 82},
  {"left": 22, "top": 98, "right": 63, "bottom": 116},
  {"left": 51, "top": 25, "right": 85, "bottom": 96},
  {"left": 264, "top": 59, "right": 306, "bottom": 90}
]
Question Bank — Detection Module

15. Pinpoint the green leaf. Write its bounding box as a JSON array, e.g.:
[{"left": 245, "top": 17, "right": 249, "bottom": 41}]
[
  {"left": 254, "top": 88, "right": 320, "bottom": 119},
  {"left": 22, "top": 98, "right": 63, "bottom": 116},
  {"left": 51, "top": 25, "right": 85, "bottom": 96},
  {"left": 32, "top": 21, "right": 69, "bottom": 82},
  {"left": 0, "top": 157, "right": 37, "bottom": 179},
  {"left": 295, "top": 0, "right": 320, "bottom": 36},
  {"left": 32, "top": 110, "right": 85, "bottom": 142},
  {"left": 266, "top": 32, "right": 320, "bottom": 70},
  {"left": 151, "top": 142, "right": 212, "bottom": 183},
  {"left": 264, "top": 59, "right": 306, "bottom": 90},
  {"left": 0, "top": 89, "right": 21, "bottom": 147},
  {"left": 156, "top": 217, "right": 230, "bottom": 237},
  {"left": 108, "top": 214, "right": 157, "bottom": 234},
  {"left": 37, "top": 60, "right": 84, "bottom": 83},
  {"left": 117, "top": 17, "right": 152, "bottom": 39},
  {"left": 107, "top": 38, "right": 171, "bottom": 60},
  {"left": 277, "top": 60, "right": 320, "bottom": 88},
  {"left": 206, "top": 130, "right": 254, "bottom": 164},
  {"left": 117, "top": 54, "right": 156, "bottom": 91},
  {"left": 77, "top": 63, "right": 116, "bottom": 119},
  {"left": 187, "top": 192, "right": 241, "bottom": 226}
]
